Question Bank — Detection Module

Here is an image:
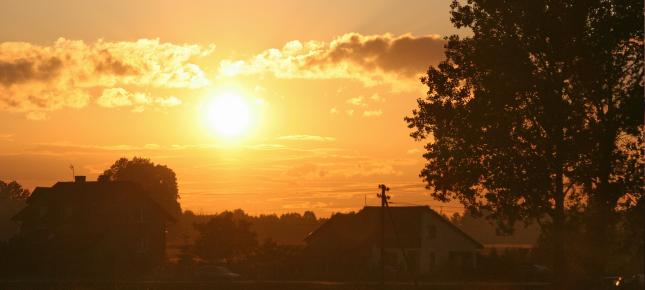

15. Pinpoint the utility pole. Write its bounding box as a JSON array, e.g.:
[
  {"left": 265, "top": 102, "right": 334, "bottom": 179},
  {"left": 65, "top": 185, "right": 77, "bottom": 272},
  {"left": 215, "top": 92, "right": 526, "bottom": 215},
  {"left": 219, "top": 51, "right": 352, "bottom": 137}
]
[
  {"left": 377, "top": 184, "right": 390, "bottom": 288},
  {"left": 376, "top": 184, "right": 419, "bottom": 288}
]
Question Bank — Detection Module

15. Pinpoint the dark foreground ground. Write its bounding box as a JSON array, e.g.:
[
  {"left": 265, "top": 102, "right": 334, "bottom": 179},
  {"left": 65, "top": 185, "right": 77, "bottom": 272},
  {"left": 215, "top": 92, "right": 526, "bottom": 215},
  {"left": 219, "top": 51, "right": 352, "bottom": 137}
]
[{"left": 0, "top": 280, "right": 550, "bottom": 290}]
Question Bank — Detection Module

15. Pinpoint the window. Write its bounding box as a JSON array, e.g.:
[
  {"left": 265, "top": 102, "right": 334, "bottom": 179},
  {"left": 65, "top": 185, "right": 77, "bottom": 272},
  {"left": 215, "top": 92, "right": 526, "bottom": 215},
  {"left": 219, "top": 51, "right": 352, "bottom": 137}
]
[
  {"left": 137, "top": 237, "right": 148, "bottom": 253},
  {"left": 136, "top": 207, "right": 145, "bottom": 223},
  {"left": 406, "top": 250, "right": 418, "bottom": 273},
  {"left": 429, "top": 252, "right": 436, "bottom": 269}
]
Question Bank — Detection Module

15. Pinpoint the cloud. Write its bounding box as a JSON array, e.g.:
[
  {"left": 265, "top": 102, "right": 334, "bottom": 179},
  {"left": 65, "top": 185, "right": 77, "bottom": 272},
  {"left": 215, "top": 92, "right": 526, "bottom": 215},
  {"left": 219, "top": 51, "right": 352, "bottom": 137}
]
[
  {"left": 218, "top": 32, "right": 445, "bottom": 87},
  {"left": 337, "top": 93, "right": 386, "bottom": 117},
  {"left": 0, "top": 57, "right": 63, "bottom": 86},
  {"left": 346, "top": 96, "right": 366, "bottom": 107},
  {"left": 407, "top": 148, "right": 421, "bottom": 154},
  {"left": 276, "top": 134, "right": 336, "bottom": 142},
  {"left": 282, "top": 201, "right": 329, "bottom": 210},
  {"left": 311, "top": 33, "right": 445, "bottom": 76},
  {"left": 0, "top": 134, "right": 14, "bottom": 141},
  {"left": 97, "top": 88, "right": 182, "bottom": 112},
  {"left": 286, "top": 163, "right": 328, "bottom": 178},
  {"left": 0, "top": 38, "right": 214, "bottom": 118},
  {"left": 154, "top": 95, "right": 182, "bottom": 107},
  {"left": 97, "top": 88, "right": 141, "bottom": 108},
  {"left": 369, "top": 93, "right": 385, "bottom": 103},
  {"left": 362, "top": 109, "right": 383, "bottom": 117},
  {"left": 281, "top": 157, "right": 407, "bottom": 182}
]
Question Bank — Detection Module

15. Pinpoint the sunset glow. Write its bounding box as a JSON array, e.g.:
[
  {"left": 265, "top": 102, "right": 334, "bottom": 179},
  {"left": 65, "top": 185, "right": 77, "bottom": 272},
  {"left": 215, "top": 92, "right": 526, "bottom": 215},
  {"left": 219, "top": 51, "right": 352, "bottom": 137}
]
[
  {"left": 0, "top": 0, "right": 468, "bottom": 217},
  {"left": 0, "top": 0, "right": 640, "bottom": 285},
  {"left": 204, "top": 93, "right": 252, "bottom": 138}
]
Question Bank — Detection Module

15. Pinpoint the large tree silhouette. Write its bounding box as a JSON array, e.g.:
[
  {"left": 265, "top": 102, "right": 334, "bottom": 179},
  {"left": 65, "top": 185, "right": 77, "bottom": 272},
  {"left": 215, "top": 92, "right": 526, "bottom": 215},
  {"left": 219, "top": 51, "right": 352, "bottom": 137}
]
[
  {"left": 406, "top": 0, "right": 642, "bottom": 287},
  {"left": 98, "top": 157, "right": 181, "bottom": 217}
]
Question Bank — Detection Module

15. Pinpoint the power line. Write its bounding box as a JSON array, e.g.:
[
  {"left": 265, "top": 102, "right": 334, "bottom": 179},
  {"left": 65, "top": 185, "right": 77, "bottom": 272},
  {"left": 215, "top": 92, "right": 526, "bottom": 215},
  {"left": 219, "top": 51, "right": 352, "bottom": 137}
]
[{"left": 389, "top": 201, "right": 463, "bottom": 209}]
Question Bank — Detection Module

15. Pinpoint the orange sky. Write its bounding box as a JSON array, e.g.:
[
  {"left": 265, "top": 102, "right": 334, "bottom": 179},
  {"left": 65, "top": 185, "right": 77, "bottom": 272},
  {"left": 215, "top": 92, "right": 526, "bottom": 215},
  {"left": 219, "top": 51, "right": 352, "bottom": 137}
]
[{"left": 0, "top": 0, "right": 467, "bottom": 217}]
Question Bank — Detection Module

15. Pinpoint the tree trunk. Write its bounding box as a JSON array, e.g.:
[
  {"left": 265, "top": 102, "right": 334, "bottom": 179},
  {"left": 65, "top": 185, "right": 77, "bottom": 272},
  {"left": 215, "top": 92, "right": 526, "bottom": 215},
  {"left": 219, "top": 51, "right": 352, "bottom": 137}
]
[
  {"left": 553, "top": 165, "right": 566, "bottom": 290},
  {"left": 588, "top": 122, "right": 616, "bottom": 278},
  {"left": 588, "top": 193, "right": 611, "bottom": 278}
]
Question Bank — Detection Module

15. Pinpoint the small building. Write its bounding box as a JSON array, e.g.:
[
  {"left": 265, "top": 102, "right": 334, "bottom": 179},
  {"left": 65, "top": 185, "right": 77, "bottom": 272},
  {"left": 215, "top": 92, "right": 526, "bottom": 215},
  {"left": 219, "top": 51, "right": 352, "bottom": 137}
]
[
  {"left": 11, "top": 176, "right": 175, "bottom": 278},
  {"left": 304, "top": 206, "right": 483, "bottom": 278}
]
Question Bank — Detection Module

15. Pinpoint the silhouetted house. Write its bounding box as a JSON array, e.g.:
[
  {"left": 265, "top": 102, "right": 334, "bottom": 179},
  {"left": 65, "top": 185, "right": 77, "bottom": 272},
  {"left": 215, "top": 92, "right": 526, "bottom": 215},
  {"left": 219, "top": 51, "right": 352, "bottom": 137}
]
[
  {"left": 304, "top": 206, "right": 483, "bottom": 279},
  {"left": 11, "top": 176, "right": 175, "bottom": 278}
]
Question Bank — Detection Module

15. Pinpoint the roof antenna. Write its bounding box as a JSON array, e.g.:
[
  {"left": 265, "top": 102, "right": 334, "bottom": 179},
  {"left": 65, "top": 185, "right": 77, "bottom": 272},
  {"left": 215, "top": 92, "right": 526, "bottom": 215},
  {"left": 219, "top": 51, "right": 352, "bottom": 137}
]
[
  {"left": 69, "top": 164, "right": 75, "bottom": 181},
  {"left": 364, "top": 193, "right": 367, "bottom": 207}
]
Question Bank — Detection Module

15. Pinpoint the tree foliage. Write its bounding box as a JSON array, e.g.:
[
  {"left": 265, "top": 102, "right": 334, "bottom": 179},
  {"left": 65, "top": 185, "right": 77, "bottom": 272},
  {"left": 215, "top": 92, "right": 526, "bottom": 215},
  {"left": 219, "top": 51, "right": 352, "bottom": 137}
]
[
  {"left": 0, "top": 180, "right": 30, "bottom": 201},
  {"left": 0, "top": 180, "right": 30, "bottom": 241},
  {"left": 193, "top": 212, "right": 258, "bottom": 262},
  {"left": 98, "top": 157, "right": 181, "bottom": 217}
]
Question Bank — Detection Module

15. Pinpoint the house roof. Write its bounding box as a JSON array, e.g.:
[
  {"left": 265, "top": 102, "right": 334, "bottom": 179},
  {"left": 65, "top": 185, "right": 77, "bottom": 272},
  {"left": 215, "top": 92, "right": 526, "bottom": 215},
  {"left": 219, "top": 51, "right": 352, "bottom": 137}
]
[
  {"left": 305, "top": 206, "right": 483, "bottom": 249},
  {"left": 12, "top": 180, "right": 176, "bottom": 222}
]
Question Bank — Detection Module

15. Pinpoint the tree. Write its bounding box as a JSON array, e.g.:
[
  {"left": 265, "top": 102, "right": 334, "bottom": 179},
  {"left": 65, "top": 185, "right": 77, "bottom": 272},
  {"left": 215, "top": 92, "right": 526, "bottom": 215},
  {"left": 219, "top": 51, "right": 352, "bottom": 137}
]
[
  {"left": 405, "top": 0, "right": 641, "bottom": 287},
  {"left": 0, "top": 180, "right": 30, "bottom": 241},
  {"left": 567, "top": 1, "right": 643, "bottom": 277},
  {"left": 98, "top": 157, "right": 181, "bottom": 217},
  {"left": 239, "top": 239, "right": 303, "bottom": 279},
  {"left": 193, "top": 212, "right": 257, "bottom": 263},
  {"left": 0, "top": 180, "right": 30, "bottom": 201}
]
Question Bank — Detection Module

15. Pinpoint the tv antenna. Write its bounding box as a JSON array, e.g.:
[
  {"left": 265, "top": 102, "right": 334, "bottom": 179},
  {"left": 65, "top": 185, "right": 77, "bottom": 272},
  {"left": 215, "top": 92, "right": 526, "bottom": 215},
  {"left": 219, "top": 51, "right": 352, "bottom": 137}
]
[{"left": 69, "top": 164, "right": 75, "bottom": 180}]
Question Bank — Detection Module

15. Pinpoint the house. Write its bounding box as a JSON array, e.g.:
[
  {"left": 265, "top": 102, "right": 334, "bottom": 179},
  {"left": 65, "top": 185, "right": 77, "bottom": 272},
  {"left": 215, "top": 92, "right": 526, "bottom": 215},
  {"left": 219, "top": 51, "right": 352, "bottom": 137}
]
[
  {"left": 304, "top": 206, "right": 483, "bottom": 278},
  {"left": 11, "top": 176, "right": 175, "bottom": 278}
]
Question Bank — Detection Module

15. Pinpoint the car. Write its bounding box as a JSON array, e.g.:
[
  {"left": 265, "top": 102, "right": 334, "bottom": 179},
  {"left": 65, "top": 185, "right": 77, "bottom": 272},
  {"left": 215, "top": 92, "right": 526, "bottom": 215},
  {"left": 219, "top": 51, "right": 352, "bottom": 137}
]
[
  {"left": 621, "top": 274, "right": 644, "bottom": 290},
  {"left": 519, "top": 263, "right": 552, "bottom": 281},
  {"left": 595, "top": 276, "right": 628, "bottom": 290},
  {"left": 194, "top": 265, "right": 242, "bottom": 280}
]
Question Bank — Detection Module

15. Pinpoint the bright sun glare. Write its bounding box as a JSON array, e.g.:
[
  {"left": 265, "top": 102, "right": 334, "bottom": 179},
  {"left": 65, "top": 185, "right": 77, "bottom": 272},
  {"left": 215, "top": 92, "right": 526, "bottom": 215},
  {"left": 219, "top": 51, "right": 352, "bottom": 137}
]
[{"left": 205, "top": 93, "right": 252, "bottom": 138}]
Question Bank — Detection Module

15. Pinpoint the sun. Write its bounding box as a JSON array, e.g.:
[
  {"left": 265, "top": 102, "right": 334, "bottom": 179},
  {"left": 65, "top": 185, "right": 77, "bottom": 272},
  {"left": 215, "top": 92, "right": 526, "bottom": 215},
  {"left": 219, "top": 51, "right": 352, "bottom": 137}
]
[{"left": 204, "top": 93, "right": 252, "bottom": 138}]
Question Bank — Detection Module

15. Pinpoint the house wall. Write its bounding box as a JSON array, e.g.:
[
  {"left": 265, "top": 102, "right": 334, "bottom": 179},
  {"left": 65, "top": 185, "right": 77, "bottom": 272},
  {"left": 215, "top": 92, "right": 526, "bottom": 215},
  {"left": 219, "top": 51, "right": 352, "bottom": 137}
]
[
  {"left": 14, "top": 187, "right": 169, "bottom": 278},
  {"left": 417, "top": 211, "right": 479, "bottom": 274},
  {"left": 366, "top": 210, "right": 480, "bottom": 276}
]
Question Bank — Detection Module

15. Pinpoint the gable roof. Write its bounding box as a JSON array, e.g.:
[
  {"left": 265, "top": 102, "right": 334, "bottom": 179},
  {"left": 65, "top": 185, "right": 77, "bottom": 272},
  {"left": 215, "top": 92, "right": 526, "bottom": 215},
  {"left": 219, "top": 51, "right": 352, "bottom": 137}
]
[
  {"left": 12, "top": 180, "right": 176, "bottom": 222},
  {"left": 306, "top": 206, "right": 483, "bottom": 249},
  {"left": 421, "top": 206, "right": 484, "bottom": 249}
]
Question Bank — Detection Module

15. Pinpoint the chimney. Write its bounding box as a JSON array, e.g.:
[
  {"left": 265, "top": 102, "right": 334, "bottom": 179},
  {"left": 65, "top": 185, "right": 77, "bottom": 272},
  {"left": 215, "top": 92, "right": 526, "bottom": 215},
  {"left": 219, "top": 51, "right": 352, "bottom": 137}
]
[{"left": 74, "top": 176, "right": 86, "bottom": 183}]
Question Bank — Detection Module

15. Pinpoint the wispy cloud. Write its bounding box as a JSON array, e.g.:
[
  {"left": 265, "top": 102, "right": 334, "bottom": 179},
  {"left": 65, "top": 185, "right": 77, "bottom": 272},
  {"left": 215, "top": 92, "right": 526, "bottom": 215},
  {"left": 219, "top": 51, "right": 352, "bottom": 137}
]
[
  {"left": 276, "top": 134, "right": 336, "bottom": 142},
  {"left": 0, "top": 134, "right": 14, "bottom": 141},
  {"left": 407, "top": 148, "right": 421, "bottom": 154},
  {"left": 340, "top": 93, "right": 387, "bottom": 118},
  {"left": 97, "top": 88, "right": 182, "bottom": 112},
  {"left": 362, "top": 109, "right": 383, "bottom": 117},
  {"left": 346, "top": 96, "right": 366, "bottom": 107},
  {"left": 0, "top": 38, "right": 214, "bottom": 118}
]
